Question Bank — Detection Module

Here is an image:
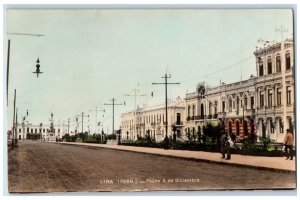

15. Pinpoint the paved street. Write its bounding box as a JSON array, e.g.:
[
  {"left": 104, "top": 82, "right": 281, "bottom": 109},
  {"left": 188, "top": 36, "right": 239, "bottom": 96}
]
[{"left": 8, "top": 141, "right": 296, "bottom": 193}]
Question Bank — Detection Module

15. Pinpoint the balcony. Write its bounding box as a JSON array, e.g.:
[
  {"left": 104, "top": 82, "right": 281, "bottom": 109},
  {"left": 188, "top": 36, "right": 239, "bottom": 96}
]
[
  {"left": 213, "top": 114, "right": 218, "bottom": 119},
  {"left": 207, "top": 114, "right": 212, "bottom": 119},
  {"left": 194, "top": 115, "right": 205, "bottom": 120},
  {"left": 175, "top": 121, "right": 184, "bottom": 127},
  {"left": 218, "top": 112, "right": 226, "bottom": 119}
]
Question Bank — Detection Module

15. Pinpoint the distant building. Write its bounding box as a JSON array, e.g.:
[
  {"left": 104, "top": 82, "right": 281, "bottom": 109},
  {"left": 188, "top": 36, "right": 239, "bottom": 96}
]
[
  {"left": 15, "top": 122, "right": 68, "bottom": 141},
  {"left": 120, "top": 98, "right": 186, "bottom": 142}
]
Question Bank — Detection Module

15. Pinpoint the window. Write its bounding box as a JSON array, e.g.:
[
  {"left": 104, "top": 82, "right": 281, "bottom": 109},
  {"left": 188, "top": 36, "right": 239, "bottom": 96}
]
[
  {"left": 286, "top": 52, "right": 291, "bottom": 70},
  {"left": 188, "top": 106, "right": 190, "bottom": 117},
  {"left": 268, "top": 89, "right": 272, "bottom": 107},
  {"left": 267, "top": 58, "right": 272, "bottom": 74},
  {"left": 229, "top": 99, "right": 232, "bottom": 111},
  {"left": 286, "top": 86, "right": 291, "bottom": 105},
  {"left": 176, "top": 113, "right": 181, "bottom": 123},
  {"left": 214, "top": 101, "right": 217, "bottom": 114},
  {"left": 192, "top": 105, "right": 195, "bottom": 117},
  {"left": 250, "top": 97, "right": 254, "bottom": 109},
  {"left": 43, "top": 128, "right": 45, "bottom": 133},
  {"left": 260, "top": 91, "right": 264, "bottom": 107},
  {"left": 276, "top": 55, "right": 281, "bottom": 72},
  {"left": 259, "top": 63, "right": 264, "bottom": 76},
  {"left": 244, "top": 97, "right": 247, "bottom": 109},
  {"left": 277, "top": 88, "right": 281, "bottom": 106},
  {"left": 19, "top": 128, "right": 21, "bottom": 133},
  {"left": 27, "top": 127, "right": 29, "bottom": 133},
  {"left": 279, "top": 119, "right": 284, "bottom": 133},
  {"left": 209, "top": 102, "right": 212, "bottom": 115},
  {"left": 58, "top": 129, "right": 60, "bottom": 133},
  {"left": 31, "top": 129, "right": 33, "bottom": 133},
  {"left": 233, "top": 101, "right": 236, "bottom": 109},
  {"left": 222, "top": 101, "right": 225, "bottom": 112},
  {"left": 270, "top": 119, "right": 274, "bottom": 133}
]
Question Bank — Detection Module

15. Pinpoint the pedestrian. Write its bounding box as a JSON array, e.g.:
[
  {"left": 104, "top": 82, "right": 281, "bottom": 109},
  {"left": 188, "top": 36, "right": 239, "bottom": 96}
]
[
  {"left": 283, "top": 129, "right": 294, "bottom": 160},
  {"left": 225, "top": 132, "right": 232, "bottom": 160},
  {"left": 220, "top": 132, "right": 227, "bottom": 159}
]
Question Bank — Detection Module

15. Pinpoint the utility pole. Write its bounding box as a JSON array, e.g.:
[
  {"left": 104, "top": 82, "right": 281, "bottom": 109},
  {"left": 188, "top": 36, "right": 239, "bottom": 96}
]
[
  {"left": 6, "top": 40, "right": 10, "bottom": 107},
  {"left": 68, "top": 118, "right": 70, "bottom": 134},
  {"left": 80, "top": 112, "right": 89, "bottom": 133},
  {"left": 152, "top": 73, "right": 180, "bottom": 140},
  {"left": 89, "top": 106, "right": 105, "bottom": 134},
  {"left": 104, "top": 98, "right": 124, "bottom": 136},
  {"left": 12, "top": 89, "right": 16, "bottom": 150},
  {"left": 125, "top": 87, "right": 146, "bottom": 139},
  {"left": 16, "top": 107, "right": 18, "bottom": 141}
]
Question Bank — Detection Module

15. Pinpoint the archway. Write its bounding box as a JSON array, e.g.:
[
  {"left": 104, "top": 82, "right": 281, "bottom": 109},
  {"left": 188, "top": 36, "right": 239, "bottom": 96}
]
[
  {"left": 228, "top": 121, "right": 232, "bottom": 133},
  {"left": 236, "top": 120, "right": 240, "bottom": 135}
]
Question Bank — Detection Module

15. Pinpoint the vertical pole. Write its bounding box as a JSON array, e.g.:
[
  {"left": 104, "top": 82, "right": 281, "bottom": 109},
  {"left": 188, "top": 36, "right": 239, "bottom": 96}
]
[
  {"left": 112, "top": 98, "right": 115, "bottom": 135},
  {"left": 68, "top": 118, "right": 70, "bottom": 134},
  {"left": 7, "top": 40, "right": 10, "bottom": 107},
  {"left": 12, "top": 89, "right": 16, "bottom": 150},
  {"left": 165, "top": 74, "right": 168, "bottom": 138},
  {"left": 134, "top": 89, "right": 136, "bottom": 139},
  {"left": 16, "top": 107, "right": 18, "bottom": 141},
  {"left": 82, "top": 112, "right": 84, "bottom": 133},
  {"left": 95, "top": 106, "right": 97, "bottom": 134}
]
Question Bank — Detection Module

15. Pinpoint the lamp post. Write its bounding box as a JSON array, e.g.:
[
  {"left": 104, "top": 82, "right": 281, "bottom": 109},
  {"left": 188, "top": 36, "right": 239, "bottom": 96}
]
[{"left": 6, "top": 33, "right": 45, "bottom": 148}]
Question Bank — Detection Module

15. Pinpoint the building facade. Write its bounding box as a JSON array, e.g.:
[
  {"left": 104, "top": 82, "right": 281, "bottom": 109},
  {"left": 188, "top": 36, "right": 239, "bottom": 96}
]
[
  {"left": 15, "top": 122, "right": 68, "bottom": 141},
  {"left": 186, "top": 38, "right": 294, "bottom": 142},
  {"left": 253, "top": 38, "right": 294, "bottom": 142},
  {"left": 120, "top": 98, "right": 186, "bottom": 142},
  {"left": 120, "top": 38, "right": 294, "bottom": 143}
]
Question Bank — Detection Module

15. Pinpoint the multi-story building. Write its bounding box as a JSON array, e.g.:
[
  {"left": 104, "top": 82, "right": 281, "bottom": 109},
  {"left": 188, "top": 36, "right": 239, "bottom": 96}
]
[
  {"left": 120, "top": 98, "right": 186, "bottom": 142},
  {"left": 186, "top": 38, "right": 294, "bottom": 142},
  {"left": 120, "top": 37, "right": 294, "bottom": 143},
  {"left": 186, "top": 79, "right": 257, "bottom": 142},
  {"left": 253, "top": 38, "right": 294, "bottom": 142}
]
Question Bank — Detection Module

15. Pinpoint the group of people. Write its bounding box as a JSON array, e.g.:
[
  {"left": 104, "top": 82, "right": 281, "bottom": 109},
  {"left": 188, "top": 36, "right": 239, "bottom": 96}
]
[{"left": 220, "top": 128, "right": 294, "bottom": 161}]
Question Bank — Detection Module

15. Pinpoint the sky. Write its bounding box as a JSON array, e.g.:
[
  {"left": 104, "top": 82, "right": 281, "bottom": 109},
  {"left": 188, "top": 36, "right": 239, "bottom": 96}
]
[{"left": 5, "top": 9, "right": 293, "bottom": 134}]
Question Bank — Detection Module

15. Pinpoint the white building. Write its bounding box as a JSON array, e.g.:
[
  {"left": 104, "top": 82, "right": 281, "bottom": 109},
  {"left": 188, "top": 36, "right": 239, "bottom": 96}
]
[
  {"left": 15, "top": 121, "right": 68, "bottom": 141},
  {"left": 185, "top": 37, "right": 294, "bottom": 143},
  {"left": 120, "top": 98, "right": 186, "bottom": 142},
  {"left": 121, "top": 38, "right": 294, "bottom": 143},
  {"left": 253, "top": 38, "right": 294, "bottom": 142}
]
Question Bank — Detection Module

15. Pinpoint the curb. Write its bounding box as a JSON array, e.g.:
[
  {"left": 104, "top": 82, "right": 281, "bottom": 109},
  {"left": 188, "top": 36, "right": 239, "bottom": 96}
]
[{"left": 55, "top": 142, "right": 295, "bottom": 173}]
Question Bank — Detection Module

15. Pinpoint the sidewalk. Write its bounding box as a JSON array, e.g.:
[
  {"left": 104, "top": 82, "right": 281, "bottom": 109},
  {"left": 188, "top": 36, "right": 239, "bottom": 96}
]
[{"left": 57, "top": 142, "right": 296, "bottom": 172}]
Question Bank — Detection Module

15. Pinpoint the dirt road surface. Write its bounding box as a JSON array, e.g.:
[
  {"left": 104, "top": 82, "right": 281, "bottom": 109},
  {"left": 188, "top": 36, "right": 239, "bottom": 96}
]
[{"left": 8, "top": 141, "right": 296, "bottom": 193}]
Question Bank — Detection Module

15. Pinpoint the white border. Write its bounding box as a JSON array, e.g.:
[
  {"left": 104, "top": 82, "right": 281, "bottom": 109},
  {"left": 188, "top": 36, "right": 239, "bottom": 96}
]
[{"left": 1, "top": 1, "right": 299, "bottom": 200}]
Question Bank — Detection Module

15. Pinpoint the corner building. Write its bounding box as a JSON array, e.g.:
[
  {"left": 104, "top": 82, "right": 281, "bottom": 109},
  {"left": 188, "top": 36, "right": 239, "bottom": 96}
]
[{"left": 186, "top": 38, "right": 294, "bottom": 142}]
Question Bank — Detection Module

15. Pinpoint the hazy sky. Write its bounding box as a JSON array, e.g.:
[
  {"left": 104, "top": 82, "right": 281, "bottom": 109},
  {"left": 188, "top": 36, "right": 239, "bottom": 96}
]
[{"left": 5, "top": 9, "right": 293, "bottom": 133}]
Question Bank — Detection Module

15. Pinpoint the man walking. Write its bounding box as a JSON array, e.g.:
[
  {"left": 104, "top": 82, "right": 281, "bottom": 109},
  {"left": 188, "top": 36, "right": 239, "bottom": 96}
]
[
  {"left": 283, "top": 129, "right": 294, "bottom": 160},
  {"left": 220, "top": 132, "right": 226, "bottom": 159}
]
